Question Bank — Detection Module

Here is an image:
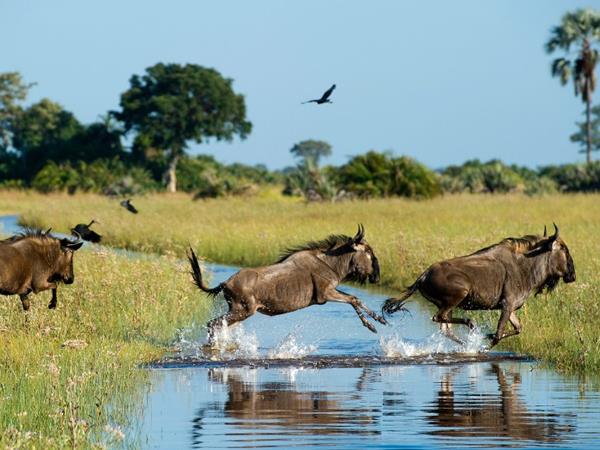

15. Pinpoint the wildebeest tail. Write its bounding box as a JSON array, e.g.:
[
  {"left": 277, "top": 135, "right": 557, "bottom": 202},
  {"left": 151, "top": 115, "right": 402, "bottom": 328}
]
[
  {"left": 382, "top": 271, "right": 427, "bottom": 316},
  {"left": 187, "top": 247, "right": 224, "bottom": 297}
]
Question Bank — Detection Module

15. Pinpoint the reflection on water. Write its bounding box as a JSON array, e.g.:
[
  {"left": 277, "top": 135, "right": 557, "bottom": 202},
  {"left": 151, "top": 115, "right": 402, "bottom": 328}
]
[
  {"left": 134, "top": 362, "right": 600, "bottom": 449},
  {"left": 426, "top": 364, "right": 574, "bottom": 444}
]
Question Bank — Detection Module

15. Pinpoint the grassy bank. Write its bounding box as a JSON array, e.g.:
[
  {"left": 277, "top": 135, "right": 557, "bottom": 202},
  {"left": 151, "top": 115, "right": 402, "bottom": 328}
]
[
  {"left": 0, "top": 238, "right": 210, "bottom": 448},
  {"left": 3, "top": 190, "right": 600, "bottom": 375}
]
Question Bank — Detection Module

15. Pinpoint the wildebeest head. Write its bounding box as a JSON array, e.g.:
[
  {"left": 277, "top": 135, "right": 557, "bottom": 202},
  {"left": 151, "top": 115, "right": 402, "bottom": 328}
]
[
  {"left": 53, "top": 237, "right": 83, "bottom": 284},
  {"left": 528, "top": 224, "right": 575, "bottom": 294},
  {"left": 343, "top": 224, "right": 380, "bottom": 284}
]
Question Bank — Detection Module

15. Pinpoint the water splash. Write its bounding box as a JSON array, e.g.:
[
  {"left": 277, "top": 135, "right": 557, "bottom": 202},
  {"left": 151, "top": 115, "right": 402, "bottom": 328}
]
[
  {"left": 210, "top": 321, "right": 260, "bottom": 359},
  {"left": 267, "top": 332, "right": 317, "bottom": 359},
  {"left": 380, "top": 327, "right": 488, "bottom": 357}
]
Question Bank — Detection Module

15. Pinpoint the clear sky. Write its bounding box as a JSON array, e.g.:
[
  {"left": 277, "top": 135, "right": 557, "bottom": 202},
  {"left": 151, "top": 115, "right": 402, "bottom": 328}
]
[{"left": 2, "top": 0, "right": 597, "bottom": 169}]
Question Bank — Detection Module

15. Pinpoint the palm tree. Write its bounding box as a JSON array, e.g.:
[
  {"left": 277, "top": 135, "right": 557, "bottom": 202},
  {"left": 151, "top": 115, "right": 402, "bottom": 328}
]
[{"left": 546, "top": 9, "right": 600, "bottom": 164}]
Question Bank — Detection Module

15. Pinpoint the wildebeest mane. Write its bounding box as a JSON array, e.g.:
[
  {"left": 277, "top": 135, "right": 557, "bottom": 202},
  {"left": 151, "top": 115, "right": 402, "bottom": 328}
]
[
  {"left": 1, "top": 228, "right": 54, "bottom": 244},
  {"left": 471, "top": 235, "right": 544, "bottom": 256},
  {"left": 277, "top": 234, "right": 352, "bottom": 263}
]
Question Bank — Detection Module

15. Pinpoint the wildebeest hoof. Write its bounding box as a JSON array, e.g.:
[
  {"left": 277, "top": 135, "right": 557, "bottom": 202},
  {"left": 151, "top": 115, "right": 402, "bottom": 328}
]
[
  {"left": 364, "top": 322, "right": 377, "bottom": 333},
  {"left": 48, "top": 302, "right": 57, "bottom": 309},
  {"left": 466, "top": 319, "right": 476, "bottom": 330},
  {"left": 486, "top": 333, "right": 500, "bottom": 347},
  {"left": 375, "top": 315, "right": 388, "bottom": 325}
]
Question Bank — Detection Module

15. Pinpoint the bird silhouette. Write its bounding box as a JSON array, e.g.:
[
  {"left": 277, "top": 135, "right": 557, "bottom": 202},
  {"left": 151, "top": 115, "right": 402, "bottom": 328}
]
[
  {"left": 71, "top": 220, "right": 102, "bottom": 243},
  {"left": 302, "top": 84, "right": 336, "bottom": 104},
  {"left": 120, "top": 199, "right": 138, "bottom": 214}
]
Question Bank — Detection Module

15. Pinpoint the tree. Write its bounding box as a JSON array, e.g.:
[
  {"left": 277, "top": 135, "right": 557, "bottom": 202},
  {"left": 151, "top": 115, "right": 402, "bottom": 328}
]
[
  {"left": 114, "top": 63, "right": 252, "bottom": 192},
  {"left": 0, "top": 72, "right": 34, "bottom": 150},
  {"left": 11, "top": 98, "right": 83, "bottom": 176},
  {"left": 290, "top": 140, "right": 332, "bottom": 167},
  {"left": 546, "top": 8, "right": 600, "bottom": 163},
  {"left": 570, "top": 104, "right": 600, "bottom": 155}
]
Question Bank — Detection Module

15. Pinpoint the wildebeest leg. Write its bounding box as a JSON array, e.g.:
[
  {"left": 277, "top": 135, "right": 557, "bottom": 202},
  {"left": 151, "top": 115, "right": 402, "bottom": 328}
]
[
  {"left": 19, "top": 294, "right": 31, "bottom": 311},
  {"left": 48, "top": 288, "right": 57, "bottom": 309},
  {"left": 326, "top": 289, "right": 380, "bottom": 333},
  {"left": 432, "top": 309, "right": 476, "bottom": 330},
  {"left": 489, "top": 308, "right": 512, "bottom": 347},
  {"left": 433, "top": 309, "right": 470, "bottom": 345},
  {"left": 489, "top": 311, "right": 521, "bottom": 346},
  {"left": 206, "top": 310, "right": 252, "bottom": 345}
]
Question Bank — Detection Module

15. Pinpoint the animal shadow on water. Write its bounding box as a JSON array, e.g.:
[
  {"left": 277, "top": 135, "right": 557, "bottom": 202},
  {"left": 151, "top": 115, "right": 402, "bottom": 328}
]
[
  {"left": 191, "top": 367, "right": 380, "bottom": 447},
  {"left": 188, "top": 225, "right": 387, "bottom": 351},
  {"left": 383, "top": 224, "right": 576, "bottom": 348},
  {"left": 0, "top": 229, "right": 83, "bottom": 311},
  {"left": 425, "top": 363, "right": 574, "bottom": 443}
]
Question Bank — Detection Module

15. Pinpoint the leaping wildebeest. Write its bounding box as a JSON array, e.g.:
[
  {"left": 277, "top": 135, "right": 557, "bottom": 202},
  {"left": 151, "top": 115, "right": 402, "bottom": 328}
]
[
  {"left": 188, "top": 225, "right": 386, "bottom": 344},
  {"left": 382, "top": 224, "right": 575, "bottom": 346},
  {"left": 0, "top": 229, "right": 83, "bottom": 310}
]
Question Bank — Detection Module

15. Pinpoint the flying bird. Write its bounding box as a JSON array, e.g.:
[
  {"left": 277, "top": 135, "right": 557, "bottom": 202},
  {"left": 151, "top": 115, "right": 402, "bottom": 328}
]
[
  {"left": 71, "top": 220, "right": 102, "bottom": 243},
  {"left": 120, "top": 199, "right": 138, "bottom": 214},
  {"left": 302, "top": 84, "right": 336, "bottom": 104}
]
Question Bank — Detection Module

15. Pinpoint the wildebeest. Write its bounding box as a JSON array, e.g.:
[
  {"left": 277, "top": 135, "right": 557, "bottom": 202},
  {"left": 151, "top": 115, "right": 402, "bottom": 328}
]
[
  {"left": 382, "top": 224, "right": 575, "bottom": 346},
  {"left": 188, "top": 225, "right": 386, "bottom": 344},
  {"left": 71, "top": 219, "right": 102, "bottom": 243},
  {"left": 0, "top": 229, "right": 83, "bottom": 310}
]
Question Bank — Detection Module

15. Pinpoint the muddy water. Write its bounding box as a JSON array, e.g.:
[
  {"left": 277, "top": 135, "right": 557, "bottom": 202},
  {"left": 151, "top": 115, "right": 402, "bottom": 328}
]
[{"left": 2, "top": 216, "right": 599, "bottom": 448}]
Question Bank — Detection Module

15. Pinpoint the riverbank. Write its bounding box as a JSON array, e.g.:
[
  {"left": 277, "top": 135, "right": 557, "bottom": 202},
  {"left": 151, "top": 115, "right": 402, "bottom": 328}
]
[
  {"left": 4, "top": 191, "right": 599, "bottom": 374},
  {"left": 0, "top": 214, "right": 211, "bottom": 448}
]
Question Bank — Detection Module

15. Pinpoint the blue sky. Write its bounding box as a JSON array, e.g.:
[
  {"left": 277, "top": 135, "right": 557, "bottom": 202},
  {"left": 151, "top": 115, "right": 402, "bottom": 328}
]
[{"left": 2, "top": 0, "right": 597, "bottom": 169}]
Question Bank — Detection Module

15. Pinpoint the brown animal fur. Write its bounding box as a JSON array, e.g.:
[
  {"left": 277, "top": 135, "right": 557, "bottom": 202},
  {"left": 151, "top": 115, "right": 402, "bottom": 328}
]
[
  {"left": 383, "top": 225, "right": 576, "bottom": 346},
  {"left": 0, "top": 229, "right": 83, "bottom": 310},
  {"left": 189, "top": 225, "right": 386, "bottom": 344}
]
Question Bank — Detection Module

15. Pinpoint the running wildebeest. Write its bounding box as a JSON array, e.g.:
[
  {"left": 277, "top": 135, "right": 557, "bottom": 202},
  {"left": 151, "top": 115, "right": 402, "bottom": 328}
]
[
  {"left": 0, "top": 229, "right": 83, "bottom": 310},
  {"left": 188, "top": 225, "right": 386, "bottom": 344},
  {"left": 302, "top": 84, "right": 336, "bottom": 104},
  {"left": 71, "top": 219, "right": 101, "bottom": 243},
  {"left": 382, "top": 224, "right": 575, "bottom": 346},
  {"left": 120, "top": 199, "right": 138, "bottom": 214}
]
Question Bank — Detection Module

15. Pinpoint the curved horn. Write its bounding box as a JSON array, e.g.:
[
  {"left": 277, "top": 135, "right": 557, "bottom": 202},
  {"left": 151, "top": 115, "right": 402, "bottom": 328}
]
[
  {"left": 551, "top": 222, "right": 559, "bottom": 241},
  {"left": 543, "top": 225, "right": 547, "bottom": 237},
  {"left": 44, "top": 228, "right": 52, "bottom": 235},
  {"left": 353, "top": 224, "right": 365, "bottom": 243},
  {"left": 71, "top": 230, "right": 83, "bottom": 241}
]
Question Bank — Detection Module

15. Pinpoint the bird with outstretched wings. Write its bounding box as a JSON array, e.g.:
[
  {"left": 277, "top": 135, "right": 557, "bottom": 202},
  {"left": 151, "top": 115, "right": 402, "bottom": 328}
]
[{"left": 303, "top": 84, "right": 336, "bottom": 104}]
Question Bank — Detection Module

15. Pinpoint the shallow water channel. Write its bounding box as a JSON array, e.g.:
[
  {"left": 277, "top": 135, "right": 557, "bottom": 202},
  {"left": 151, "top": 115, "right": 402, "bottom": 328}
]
[{"left": 2, "top": 216, "right": 599, "bottom": 449}]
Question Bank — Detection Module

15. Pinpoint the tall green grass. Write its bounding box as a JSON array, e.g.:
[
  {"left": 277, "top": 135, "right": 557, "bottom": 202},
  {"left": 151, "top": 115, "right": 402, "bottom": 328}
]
[
  {"left": 4, "top": 190, "right": 600, "bottom": 375},
  {"left": 0, "top": 240, "right": 210, "bottom": 448}
]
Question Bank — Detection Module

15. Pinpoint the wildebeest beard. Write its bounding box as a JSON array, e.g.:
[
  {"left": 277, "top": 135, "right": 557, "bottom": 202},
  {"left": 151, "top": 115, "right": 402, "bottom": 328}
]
[{"left": 535, "top": 275, "right": 560, "bottom": 296}]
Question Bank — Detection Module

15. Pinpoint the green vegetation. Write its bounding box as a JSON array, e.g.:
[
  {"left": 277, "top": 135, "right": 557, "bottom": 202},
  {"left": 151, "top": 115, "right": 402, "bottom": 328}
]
[
  {"left": 114, "top": 63, "right": 252, "bottom": 192},
  {"left": 546, "top": 8, "right": 600, "bottom": 163},
  {"left": 0, "top": 215, "right": 211, "bottom": 447},
  {"left": 6, "top": 191, "right": 599, "bottom": 374}
]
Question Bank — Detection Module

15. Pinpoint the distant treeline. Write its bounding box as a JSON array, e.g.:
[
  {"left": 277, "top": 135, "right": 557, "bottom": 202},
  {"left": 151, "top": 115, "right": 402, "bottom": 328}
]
[
  {"left": 2, "top": 143, "right": 600, "bottom": 199},
  {"left": 2, "top": 67, "right": 600, "bottom": 200}
]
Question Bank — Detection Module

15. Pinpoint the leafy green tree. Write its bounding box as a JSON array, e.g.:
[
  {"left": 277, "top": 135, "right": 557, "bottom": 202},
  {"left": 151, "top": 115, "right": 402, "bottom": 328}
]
[
  {"left": 290, "top": 140, "right": 332, "bottom": 167},
  {"left": 546, "top": 8, "right": 600, "bottom": 163},
  {"left": 0, "top": 72, "right": 34, "bottom": 150},
  {"left": 11, "top": 99, "right": 83, "bottom": 175},
  {"left": 570, "top": 104, "right": 600, "bottom": 155},
  {"left": 335, "top": 150, "right": 440, "bottom": 199},
  {"left": 114, "top": 63, "right": 252, "bottom": 192}
]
